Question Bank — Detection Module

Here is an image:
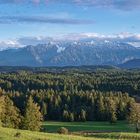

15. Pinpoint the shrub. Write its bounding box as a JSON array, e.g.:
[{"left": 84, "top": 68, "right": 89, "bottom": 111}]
[
  {"left": 57, "top": 127, "right": 68, "bottom": 134},
  {"left": 40, "top": 127, "right": 47, "bottom": 132},
  {"left": 14, "top": 132, "right": 21, "bottom": 138}
]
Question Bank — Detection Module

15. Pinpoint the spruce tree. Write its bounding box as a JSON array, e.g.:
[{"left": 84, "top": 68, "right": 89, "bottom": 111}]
[
  {"left": 108, "top": 99, "right": 117, "bottom": 123},
  {"left": 62, "top": 110, "right": 69, "bottom": 121},
  {"left": 0, "top": 96, "right": 5, "bottom": 126},
  {"left": 96, "top": 95, "right": 105, "bottom": 121},
  {"left": 80, "top": 109, "right": 86, "bottom": 122},
  {"left": 69, "top": 113, "right": 74, "bottom": 122},
  {"left": 22, "top": 96, "right": 42, "bottom": 131},
  {"left": 41, "top": 101, "right": 47, "bottom": 120},
  {"left": 2, "top": 96, "right": 21, "bottom": 128},
  {"left": 128, "top": 103, "right": 140, "bottom": 133}
]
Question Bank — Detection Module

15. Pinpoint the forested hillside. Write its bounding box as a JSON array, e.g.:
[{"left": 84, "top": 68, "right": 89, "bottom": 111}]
[{"left": 0, "top": 67, "right": 139, "bottom": 123}]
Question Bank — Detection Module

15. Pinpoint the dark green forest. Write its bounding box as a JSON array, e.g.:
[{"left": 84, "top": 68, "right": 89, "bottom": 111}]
[{"left": 0, "top": 66, "right": 139, "bottom": 124}]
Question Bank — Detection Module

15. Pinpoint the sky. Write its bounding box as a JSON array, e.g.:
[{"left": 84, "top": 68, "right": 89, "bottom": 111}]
[{"left": 0, "top": 0, "right": 140, "bottom": 47}]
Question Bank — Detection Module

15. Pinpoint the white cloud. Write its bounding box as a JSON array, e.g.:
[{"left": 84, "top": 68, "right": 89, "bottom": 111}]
[
  {"left": 17, "top": 36, "right": 53, "bottom": 46},
  {"left": 0, "top": 40, "right": 21, "bottom": 50},
  {"left": 0, "top": 16, "right": 94, "bottom": 25},
  {"left": 60, "top": 32, "right": 140, "bottom": 42},
  {"left": 0, "top": 32, "right": 140, "bottom": 51}
]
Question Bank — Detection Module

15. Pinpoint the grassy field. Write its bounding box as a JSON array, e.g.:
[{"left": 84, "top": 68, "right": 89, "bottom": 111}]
[
  {"left": 43, "top": 121, "right": 135, "bottom": 133},
  {"left": 0, "top": 126, "right": 102, "bottom": 140},
  {"left": 0, "top": 121, "right": 139, "bottom": 140},
  {"left": 0, "top": 127, "right": 140, "bottom": 140}
]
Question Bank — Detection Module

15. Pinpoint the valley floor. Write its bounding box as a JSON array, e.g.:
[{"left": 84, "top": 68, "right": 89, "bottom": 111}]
[
  {"left": 1, "top": 121, "right": 140, "bottom": 140},
  {"left": 42, "top": 121, "right": 134, "bottom": 133}
]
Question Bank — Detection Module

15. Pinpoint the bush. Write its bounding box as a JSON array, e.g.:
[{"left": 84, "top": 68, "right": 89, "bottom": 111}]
[
  {"left": 14, "top": 132, "right": 21, "bottom": 138},
  {"left": 40, "top": 127, "right": 47, "bottom": 132},
  {"left": 57, "top": 127, "right": 68, "bottom": 134}
]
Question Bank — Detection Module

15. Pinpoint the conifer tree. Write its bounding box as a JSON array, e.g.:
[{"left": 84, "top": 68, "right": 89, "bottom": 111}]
[
  {"left": 22, "top": 96, "right": 42, "bottom": 131},
  {"left": 69, "top": 113, "right": 74, "bottom": 122},
  {"left": 80, "top": 109, "right": 86, "bottom": 122},
  {"left": 0, "top": 95, "right": 5, "bottom": 126},
  {"left": 41, "top": 101, "right": 47, "bottom": 120},
  {"left": 128, "top": 103, "right": 140, "bottom": 133},
  {"left": 62, "top": 110, "right": 69, "bottom": 121},
  {"left": 2, "top": 96, "right": 21, "bottom": 128},
  {"left": 96, "top": 95, "right": 105, "bottom": 121},
  {"left": 108, "top": 99, "right": 117, "bottom": 123}
]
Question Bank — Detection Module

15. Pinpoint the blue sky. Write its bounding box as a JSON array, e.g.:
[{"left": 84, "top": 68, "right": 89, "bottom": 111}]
[{"left": 0, "top": 0, "right": 140, "bottom": 46}]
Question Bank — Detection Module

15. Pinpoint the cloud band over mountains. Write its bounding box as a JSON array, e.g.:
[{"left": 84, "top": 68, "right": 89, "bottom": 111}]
[
  {"left": 0, "top": 0, "right": 140, "bottom": 10},
  {"left": 0, "top": 33, "right": 140, "bottom": 50},
  {"left": 0, "top": 16, "right": 94, "bottom": 25}
]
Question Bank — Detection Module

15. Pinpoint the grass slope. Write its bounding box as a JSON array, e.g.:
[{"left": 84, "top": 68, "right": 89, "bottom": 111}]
[
  {"left": 0, "top": 127, "right": 110, "bottom": 140},
  {"left": 0, "top": 127, "right": 140, "bottom": 140}
]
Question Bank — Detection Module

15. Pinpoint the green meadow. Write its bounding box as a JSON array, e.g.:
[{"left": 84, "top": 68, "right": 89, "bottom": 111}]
[
  {"left": 42, "top": 121, "right": 134, "bottom": 133},
  {"left": 0, "top": 121, "right": 140, "bottom": 140},
  {"left": 0, "top": 126, "right": 140, "bottom": 140},
  {"left": 0, "top": 127, "right": 102, "bottom": 140}
]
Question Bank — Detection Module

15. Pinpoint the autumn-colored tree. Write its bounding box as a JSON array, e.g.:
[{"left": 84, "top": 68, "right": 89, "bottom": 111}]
[
  {"left": 62, "top": 110, "right": 69, "bottom": 121},
  {"left": 41, "top": 101, "right": 47, "bottom": 120},
  {"left": 69, "top": 113, "right": 74, "bottom": 122},
  {"left": 0, "top": 95, "right": 5, "bottom": 126},
  {"left": 128, "top": 103, "right": 140, "bottom": 133},
  {"left": 80, "top": 109, "right": 86, "bottom": 122},
  {"left": 22, "top": 96, "right": 42, "bottom": 131},
  {"left": 2, "top": 96, "right": 21, "bottom": 128}
]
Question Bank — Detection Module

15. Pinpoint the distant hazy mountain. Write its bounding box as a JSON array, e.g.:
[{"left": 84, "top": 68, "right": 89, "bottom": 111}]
[
  {"left": 119, "top": 59, "right": 140, "bottom": 68},
  {"left": 0, "top": 40, "right": 140, "bottom": 66}
]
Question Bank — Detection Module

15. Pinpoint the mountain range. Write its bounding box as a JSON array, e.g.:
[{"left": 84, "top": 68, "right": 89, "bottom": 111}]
[
  {"left": 0, "top": 40, "right": 140, "bottom": 67},
  {"left": 119, "top": 59, "right": 140, "bottom": 68}
]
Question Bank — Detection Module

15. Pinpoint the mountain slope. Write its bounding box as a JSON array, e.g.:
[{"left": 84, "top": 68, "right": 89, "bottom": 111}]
[
  {"left": 0, "top": 41, "right": 140, "bottom": 66},
  {"left": 119, "top": 59, "right": 140, "bottom": 68}
]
